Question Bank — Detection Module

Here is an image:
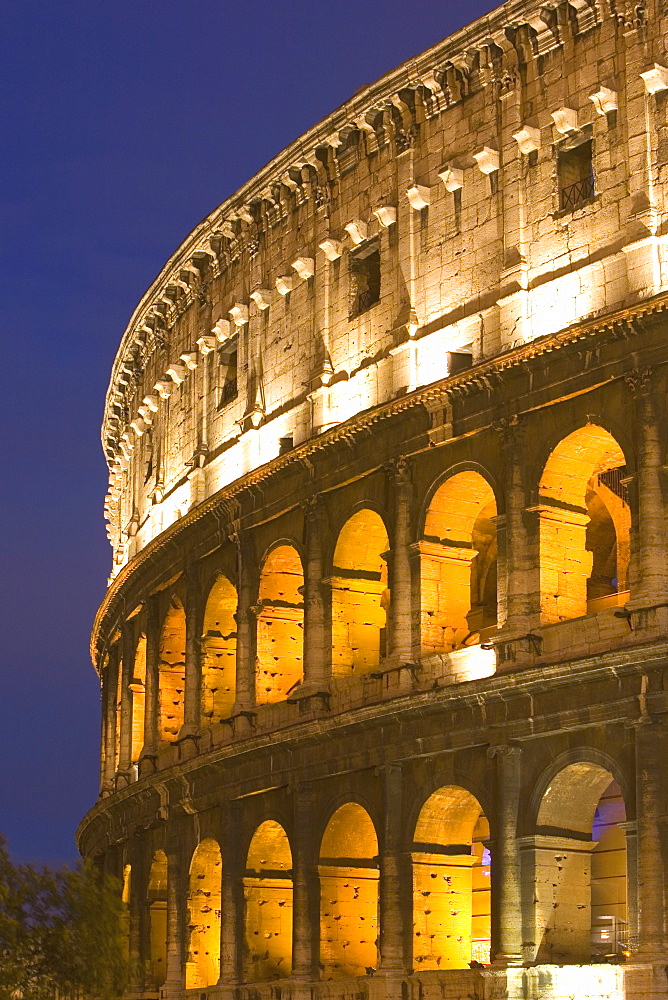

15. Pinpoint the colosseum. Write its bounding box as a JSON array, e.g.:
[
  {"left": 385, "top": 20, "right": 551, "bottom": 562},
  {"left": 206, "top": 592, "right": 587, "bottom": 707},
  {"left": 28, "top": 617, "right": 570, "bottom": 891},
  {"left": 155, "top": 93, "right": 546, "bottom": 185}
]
[{"left": 78, "top": 1, "right": 668, "bottom": 998}]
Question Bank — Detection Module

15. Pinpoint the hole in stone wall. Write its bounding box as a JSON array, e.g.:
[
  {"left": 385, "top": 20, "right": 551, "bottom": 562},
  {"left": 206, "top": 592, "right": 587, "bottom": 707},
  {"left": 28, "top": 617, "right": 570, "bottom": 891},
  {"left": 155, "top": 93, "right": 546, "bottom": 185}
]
[
  {"left": 412, "top": 786, "right": 490, "bottom": 970},
  {"left": 319, "top": 803, "right": 379, "bottom": 979},
  {"left": 202, "top": 576, "right": 238, "bottom": 723},
  {"left": 244, "top": 821, "right": 293, "bottom": 981},
  {"left": 186, "top": 839, "right": 222, "bottom": 989},
  {"left": 538, "top": 425, "right": 629, "bottom": 623},
  {"left": 256, "top": 546, "right": 304, "bottom": 704},
  {"left": 158, "top": 601, "right": 186, "bottom": 742},
  {"left": 535, "top": 764, "right": 627, "bottom": 964},
  {"left": 147, "top": 850, "right": 168, "bottom": 988},
  {"left": 121, "top": 864, "right": 131, "bottom": 965},
  {"left": 331, "top": 510, "right": 390, "bottom": 677},
  {"left": 130, "top": 635, "right": 146, "bottom": 763},
  {"left": 349, "top": 242, "right": 380, "bottom": 318},
  {"left": 421, "top": 472, "right": 497, "bottom": 653}
]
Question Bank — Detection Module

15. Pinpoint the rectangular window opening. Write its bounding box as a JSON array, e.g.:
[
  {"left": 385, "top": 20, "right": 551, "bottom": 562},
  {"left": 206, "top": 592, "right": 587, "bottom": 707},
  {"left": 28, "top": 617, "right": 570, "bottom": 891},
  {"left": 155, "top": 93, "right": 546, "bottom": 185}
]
[
  {"left": 349, "top": 241, "right": 380, "bottom": 318},
  {"left": 217, "top": 342, "right": 238, "bottom": 409},
  {"left": 558, "top": 139, "right": 594, "bottom": 211}
]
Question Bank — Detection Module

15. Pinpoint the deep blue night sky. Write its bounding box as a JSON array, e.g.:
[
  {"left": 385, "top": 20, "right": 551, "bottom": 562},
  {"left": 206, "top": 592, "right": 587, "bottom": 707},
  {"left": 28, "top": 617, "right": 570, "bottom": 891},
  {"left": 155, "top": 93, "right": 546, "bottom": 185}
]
[{"left": 1, "top": 0, "right": 496, "bottom": 866}]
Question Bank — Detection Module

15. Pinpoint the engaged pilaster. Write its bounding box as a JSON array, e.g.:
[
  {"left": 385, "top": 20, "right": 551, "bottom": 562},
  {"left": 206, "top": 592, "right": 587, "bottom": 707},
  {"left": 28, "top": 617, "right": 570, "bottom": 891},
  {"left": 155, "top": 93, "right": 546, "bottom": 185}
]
[
  {"left": 488, "top": 744, "right": 523, "bottom": 965},
  {"left": 102, "top": 641, "right": 120, "bottom": 791},
  {"left": 377, "top": 764, "right": 407, "bottom": 978},
  {"left": 386, "top": 459, "right": 414, "bottom": 663},
  {"left": 139, "top": 592, "right": 160, "bottom": 775},
  {"left": 301, "top": 496, "right": 331, "bottom": 699},
  {"left": 180, "top": 563, "right": 202, "bottom": 740},
  {"left": 291, "top": 783, "right": 319, "bottom": 984},
  {"left": 117, "top": 618, "right": 135, "bottom": 780},
  {"left": 231, "top": 528, "right": 257, "bottom": 730}
]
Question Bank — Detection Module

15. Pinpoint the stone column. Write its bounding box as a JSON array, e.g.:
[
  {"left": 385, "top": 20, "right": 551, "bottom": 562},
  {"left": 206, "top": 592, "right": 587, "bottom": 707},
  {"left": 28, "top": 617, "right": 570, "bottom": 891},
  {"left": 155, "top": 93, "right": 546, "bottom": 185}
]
[
  {"left": 102, "top": 642, "right": 120, "bottom": 790},
  {"left": 634, "top": 719, "right": 665, "bottom": 957},
  {"left": 117, "top": 619, "right": 135, "bottom": 777},
  {"left": 302, "top": 496, "right": 330, "bottom": 694},
  {"left": 378, "top": 765, "right": 406, "bottom": 975},
  {"left": 625, "top": 368, "right": 668, "bottom": 610},
  {"left": 219, "top": 799, "right": 242, "bottom": 989},
  {"left": 162, "top": 840, "right": 185, "bottom": 999},
  {"left": 140, "top": 593, "right": 160, "bottom": 772},
  {"left": 291, "top": 784, "right": 319, "bottom": 982},
  {"left": 496, "top": 41, "right": 531, "bottom": 347},
  {"left": 181, "top": 564, "right": 202, "bottom": 738},
  {"left": 387, "top": 459, "right": 414, "bottom": 662},
  {"left": 232, "top": 529, "right": 257, "bottom": 720},
  {"left": 493, "top": 416, "right": 535, "bottom": 631},
  {"left": 488, "top": 744, "right": 523, "bottom": 965}
]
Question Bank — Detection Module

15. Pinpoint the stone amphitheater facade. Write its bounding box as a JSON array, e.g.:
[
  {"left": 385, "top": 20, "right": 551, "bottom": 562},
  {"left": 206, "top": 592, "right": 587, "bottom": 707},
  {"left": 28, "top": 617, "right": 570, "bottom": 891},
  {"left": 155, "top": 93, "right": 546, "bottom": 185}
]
[{"left": 78, "top": 1, "right": 668, "bottom": 998}]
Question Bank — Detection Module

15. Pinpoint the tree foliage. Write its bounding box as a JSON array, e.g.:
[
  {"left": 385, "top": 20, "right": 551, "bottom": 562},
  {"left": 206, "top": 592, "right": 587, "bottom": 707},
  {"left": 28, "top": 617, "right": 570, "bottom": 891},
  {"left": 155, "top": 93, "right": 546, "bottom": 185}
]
[{"left": 0, "top": 837, "right": 126, "bottom": 1000}]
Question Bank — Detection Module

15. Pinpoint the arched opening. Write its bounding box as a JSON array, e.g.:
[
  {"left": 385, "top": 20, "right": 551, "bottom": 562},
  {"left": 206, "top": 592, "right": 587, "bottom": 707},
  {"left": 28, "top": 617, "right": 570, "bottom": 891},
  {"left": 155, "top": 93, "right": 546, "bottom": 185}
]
[
  {"left": 538, "top": 426, "right": 630, "bottom": 622},
  {"left": 420, "top": 472, "right": 497, "bottom": 653},
  {"left": 244, "top": 820, "right": 293, "bottom": 981},
  {"left": 533, "top": 763, "right": 627, "bottom": 963},
  {"left": 158, "top": 601, "right": 186, "bottom": 742},
  {"left": 130, "top": 635, "right": 146, "bottom": 763},
  {"left": 121, "top": 863, "right": 131, "bottom": 965},
  {"left": 256, "top": 546, "right": 304, "bottom": 704},
  {"left": 331, "top": 510, "right": 390, "bottom": 676},
  {"left": 147, "top": 850, "right": 168, "bottom": 988},
  {"left": 319, "top": 803, "right": 379, "bottom": 978},
  {"left": 202, "top": 576, "right": 237, "bottom": 723},
  {"left": 412, "top": 786, "right": 490, "bottom": 970},
  {"left": 186, "top": 839, "right": 222, "bottom": 989}
]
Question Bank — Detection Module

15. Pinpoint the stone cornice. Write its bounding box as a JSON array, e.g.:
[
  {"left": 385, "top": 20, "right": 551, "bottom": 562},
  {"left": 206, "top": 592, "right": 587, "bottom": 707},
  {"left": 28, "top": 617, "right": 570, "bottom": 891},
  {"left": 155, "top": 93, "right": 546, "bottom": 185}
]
[
  {"left": 77, "top": 635, "right": 667, "bottom": 854},
  {"left": 91, "top": 286, "right": 668, "bottom": 669}
]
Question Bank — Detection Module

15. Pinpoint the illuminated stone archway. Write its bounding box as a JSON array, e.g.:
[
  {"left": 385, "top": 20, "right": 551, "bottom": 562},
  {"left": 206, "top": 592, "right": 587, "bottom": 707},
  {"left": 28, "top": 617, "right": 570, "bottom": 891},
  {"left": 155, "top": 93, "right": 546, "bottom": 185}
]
[
  {"left": 331, "top": 510, "right": 390, "bottom": 677},
  {"left": 130, "top": 635, "right": 146, "bottom": 763},
  {"left": 158, "top": 601, "right": 186, "bottom": 742},
  {"left": 319, "top": 802, "right": 379, "bottom": 978},
  {"left": 256, "top": 546, "right": 304, "bottom": 704},
  {"left": 412, "top": 786, "right": 490, "bottom": 969},
  {"left": 244, "top": 820, "right": 293, "bottom": 981},
  {"left": 121, "top": 863, "right": 131, "bottom": 964},
  {"left": 202, "top": 575, "right": 237, "bottom": 723},
  {"left": 538, "top": 425, "right": 630, "bottom": 623},
  {"left": 147, "top": 849, "right": 168, "bottom": 988},
  {"left": 186, "top": 839, "right": 222, "bottom": 988},
  {"left": 530, "top": 763, "right": 628, "bottom": 963},
  {"left": 420, "top": 471, "right": 497, "bottom": 654}
]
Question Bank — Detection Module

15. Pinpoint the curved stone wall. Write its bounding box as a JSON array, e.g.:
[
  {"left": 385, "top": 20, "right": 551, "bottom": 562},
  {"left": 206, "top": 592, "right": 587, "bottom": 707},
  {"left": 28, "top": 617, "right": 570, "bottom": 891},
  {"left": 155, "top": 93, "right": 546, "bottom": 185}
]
[
  {"left": 83, "top": 2, "right": 668, "bottom": 998},
  {"left": 104, "top": 0, "right": 668, "bottom": 577}
]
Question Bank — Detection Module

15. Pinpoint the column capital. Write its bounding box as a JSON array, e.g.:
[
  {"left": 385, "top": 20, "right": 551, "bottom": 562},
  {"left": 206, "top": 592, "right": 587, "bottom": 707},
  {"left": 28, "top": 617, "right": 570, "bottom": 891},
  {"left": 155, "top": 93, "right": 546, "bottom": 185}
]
[
  {"left": 300, "top": 492, "right": 327, "bottom": 523},
  {"left": 624, "top": 366, "right": 655, "bottom": 398},
  {"left": 384, "top": 455, "right": 412, "bottom": 487},
  {"left": 491, "top": 413, "right": 523, "bottom": 448},
  {"left": 487, "top": 743, "right": 522, "bottom": 759}
]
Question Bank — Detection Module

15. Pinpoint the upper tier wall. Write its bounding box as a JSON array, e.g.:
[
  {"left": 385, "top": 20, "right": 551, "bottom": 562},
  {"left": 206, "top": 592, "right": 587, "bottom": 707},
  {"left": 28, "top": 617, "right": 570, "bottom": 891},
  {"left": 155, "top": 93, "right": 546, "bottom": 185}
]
[{"left": 104, "top": 0, "right": 668, "bottom": 575}]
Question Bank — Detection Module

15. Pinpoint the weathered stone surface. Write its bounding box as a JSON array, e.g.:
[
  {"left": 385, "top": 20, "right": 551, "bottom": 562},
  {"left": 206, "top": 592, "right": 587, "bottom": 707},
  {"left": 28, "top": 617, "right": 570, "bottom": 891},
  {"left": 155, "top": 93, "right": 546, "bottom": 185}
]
[{"left": 82, "top": 2, "right": 668, "bottom": 998}]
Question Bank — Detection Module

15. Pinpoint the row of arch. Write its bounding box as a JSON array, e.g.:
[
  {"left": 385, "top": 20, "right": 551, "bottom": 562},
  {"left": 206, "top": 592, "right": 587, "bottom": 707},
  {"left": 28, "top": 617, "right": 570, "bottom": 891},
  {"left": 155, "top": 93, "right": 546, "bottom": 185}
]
[
  {"left": 114, "top": 423, "right": 632, "bottom": 762},
  {"left": 127, "top": 764, "right": 627, "bottom": 989}
]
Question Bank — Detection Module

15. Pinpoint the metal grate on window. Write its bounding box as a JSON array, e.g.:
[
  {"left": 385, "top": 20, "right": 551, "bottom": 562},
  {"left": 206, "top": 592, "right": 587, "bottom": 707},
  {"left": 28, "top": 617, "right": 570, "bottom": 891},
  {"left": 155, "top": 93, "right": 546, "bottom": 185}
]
[
  {"left": 598, "top": 466, "right": 629, "bottom": 505},
  {"left": 560, "top": 174, "right": 595, "bottom": 211}
]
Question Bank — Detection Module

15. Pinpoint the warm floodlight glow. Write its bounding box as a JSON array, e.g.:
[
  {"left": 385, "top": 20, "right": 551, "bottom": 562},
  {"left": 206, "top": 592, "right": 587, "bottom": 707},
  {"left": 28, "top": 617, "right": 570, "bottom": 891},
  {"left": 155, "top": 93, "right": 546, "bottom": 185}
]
[
  {"left": 245, "top": 821, "right": 293, "bottom": 981},
  {"left": 320, "top": 804, "right": 379, "bottom": 978}
]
